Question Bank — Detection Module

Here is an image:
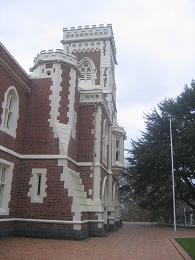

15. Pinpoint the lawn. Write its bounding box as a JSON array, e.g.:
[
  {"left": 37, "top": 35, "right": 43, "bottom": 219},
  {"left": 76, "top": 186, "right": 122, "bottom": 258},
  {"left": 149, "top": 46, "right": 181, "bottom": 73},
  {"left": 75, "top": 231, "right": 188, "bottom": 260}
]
[{"left": 176, "top": 238, "right": 195, "bottom": 259}]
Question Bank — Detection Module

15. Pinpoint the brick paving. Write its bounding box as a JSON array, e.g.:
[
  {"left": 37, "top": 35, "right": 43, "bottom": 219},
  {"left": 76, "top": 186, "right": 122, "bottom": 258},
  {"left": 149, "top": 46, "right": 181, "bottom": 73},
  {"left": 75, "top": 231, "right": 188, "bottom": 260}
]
[{"left": 0, "top": 222, "right": 195, "bottom": 260}]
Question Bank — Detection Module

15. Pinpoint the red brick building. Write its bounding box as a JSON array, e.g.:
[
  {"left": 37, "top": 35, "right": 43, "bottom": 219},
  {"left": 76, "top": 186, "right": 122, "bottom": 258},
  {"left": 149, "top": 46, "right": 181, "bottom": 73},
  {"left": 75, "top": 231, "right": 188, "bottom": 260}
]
[{"left": 0, "top": 24, "right": 126, "bottom": 239}]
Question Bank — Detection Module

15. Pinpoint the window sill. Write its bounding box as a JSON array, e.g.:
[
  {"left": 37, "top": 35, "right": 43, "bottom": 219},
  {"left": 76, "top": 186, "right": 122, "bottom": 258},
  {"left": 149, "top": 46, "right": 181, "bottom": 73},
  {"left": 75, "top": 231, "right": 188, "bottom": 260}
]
[
  {"left": 0, "top": 208, "right": 9, "bottom": 215},
  {"left": 0, "top": 127, "right": 16, "bottom": 138},
  {"left": 30, "top": 196, "right": 44, "bottom": 204}
]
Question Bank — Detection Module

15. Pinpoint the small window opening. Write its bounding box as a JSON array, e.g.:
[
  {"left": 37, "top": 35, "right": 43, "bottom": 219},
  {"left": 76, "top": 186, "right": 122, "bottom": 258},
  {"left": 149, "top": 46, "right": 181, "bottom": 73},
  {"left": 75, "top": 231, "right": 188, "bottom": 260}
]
[
  {"left": 37, "top": 174, "right": 42, "bottom": 196},
  {"left": 116, "top": 151, "right": 119, "bottom": 161}
]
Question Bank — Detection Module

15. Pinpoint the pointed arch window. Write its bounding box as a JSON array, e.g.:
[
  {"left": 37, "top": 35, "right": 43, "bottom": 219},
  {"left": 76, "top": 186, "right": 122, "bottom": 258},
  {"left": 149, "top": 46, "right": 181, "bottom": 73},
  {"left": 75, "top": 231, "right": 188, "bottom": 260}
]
[
  {"left": 80, "top": 62, "right": 92, "bottom": 81},
  {"left": 80, "top": 61, "right": 92, "bottom": 81},
  {"left": 79, "top": 58, "right": 96, "bottom": 87},
  {"left": 1, "top": 86, "right": 19, "bottom": 138},
  {"left": 4, "top": 90, "right": 16, "bottom": 129}
]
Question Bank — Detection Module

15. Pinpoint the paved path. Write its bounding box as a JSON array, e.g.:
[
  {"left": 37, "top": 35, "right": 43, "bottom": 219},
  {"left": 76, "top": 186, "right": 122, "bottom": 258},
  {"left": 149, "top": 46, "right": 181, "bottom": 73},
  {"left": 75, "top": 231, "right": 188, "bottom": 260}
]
[{"left": 0, "top": 222, "right": 195, "bottom": 260}]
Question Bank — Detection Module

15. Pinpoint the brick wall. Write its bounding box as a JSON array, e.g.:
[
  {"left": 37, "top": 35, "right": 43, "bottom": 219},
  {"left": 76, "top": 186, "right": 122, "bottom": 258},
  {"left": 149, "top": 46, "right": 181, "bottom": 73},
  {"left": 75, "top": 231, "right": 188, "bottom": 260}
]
[
  {"left": 78, "top": 105, "right": 94, "bottom": 162},
  {"left": 24, "top": 78, "right": 59, "bottom": 154},
  {"left": 9, "top": 159, "right": 73, "bottom": 220},
  {"left": 0, "top": 52, "right": 29, "bottom": 154}
]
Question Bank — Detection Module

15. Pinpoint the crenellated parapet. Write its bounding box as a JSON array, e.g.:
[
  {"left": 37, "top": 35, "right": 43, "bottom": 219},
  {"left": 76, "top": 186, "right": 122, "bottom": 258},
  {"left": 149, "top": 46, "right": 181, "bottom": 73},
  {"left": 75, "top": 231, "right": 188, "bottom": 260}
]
[
  {"left": 30, "top": 49, "right": 77, "bottom": 72},
  {"left": 61, "top": 24, "right": 117, "bottom": 65}
]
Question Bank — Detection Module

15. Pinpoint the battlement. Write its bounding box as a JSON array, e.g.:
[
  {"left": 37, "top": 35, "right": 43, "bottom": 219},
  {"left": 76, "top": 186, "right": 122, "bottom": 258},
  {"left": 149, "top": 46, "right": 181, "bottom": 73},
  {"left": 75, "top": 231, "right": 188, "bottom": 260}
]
[
  {"left": 62, "top": 24, "right": 116, "bottom": 54},
  {"left": 30, "top": 49, "right": 77, "bottom": 71},
  {"left": 63, "top": 23, "right": 112, "bottom": 31}
]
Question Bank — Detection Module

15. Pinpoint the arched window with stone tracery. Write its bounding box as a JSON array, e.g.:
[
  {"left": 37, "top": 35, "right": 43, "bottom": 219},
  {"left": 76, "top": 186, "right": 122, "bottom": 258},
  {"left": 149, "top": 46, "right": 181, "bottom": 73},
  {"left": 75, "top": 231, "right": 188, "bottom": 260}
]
[
  {"left": 79, "top": 57, "right": 96, "bottom": 87},
  {"left": 80, "top": 62, "right": 92, "bottom": 81},
  {"left": 0, "top": 86, "right": 19, "bottom": 138}
]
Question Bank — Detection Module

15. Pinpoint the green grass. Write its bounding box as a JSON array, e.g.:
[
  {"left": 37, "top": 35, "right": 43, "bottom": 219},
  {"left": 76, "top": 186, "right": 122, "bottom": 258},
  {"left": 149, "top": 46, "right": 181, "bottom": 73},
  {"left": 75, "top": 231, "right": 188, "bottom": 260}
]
[{"left": 176, "top": 238, "right": 195, "bottom": 259}]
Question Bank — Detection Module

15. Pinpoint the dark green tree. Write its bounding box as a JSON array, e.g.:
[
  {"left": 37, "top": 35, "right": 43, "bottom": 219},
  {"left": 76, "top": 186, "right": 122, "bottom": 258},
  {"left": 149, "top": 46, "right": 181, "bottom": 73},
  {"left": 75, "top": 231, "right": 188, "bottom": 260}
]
[{"left": 121, "top": 80, "right": 195, "bottom": 220}]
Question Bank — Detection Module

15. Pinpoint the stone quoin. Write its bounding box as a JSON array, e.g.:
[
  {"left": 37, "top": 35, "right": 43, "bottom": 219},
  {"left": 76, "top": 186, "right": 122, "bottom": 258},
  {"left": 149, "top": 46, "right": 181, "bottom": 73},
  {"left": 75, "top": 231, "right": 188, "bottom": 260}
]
[{"left": 0, "top": 24, "right": 126, "bottom": 239}]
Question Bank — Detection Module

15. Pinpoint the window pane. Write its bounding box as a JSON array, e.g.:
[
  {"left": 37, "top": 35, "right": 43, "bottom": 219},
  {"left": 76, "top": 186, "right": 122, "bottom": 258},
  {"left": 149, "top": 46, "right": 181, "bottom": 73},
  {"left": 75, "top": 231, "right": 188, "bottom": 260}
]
[
  {"left": 1, "top": 167, "right": 6, "bottom": 183},
  {"left": 0, "top": 185, "right": 4, "bottom": 208},
  {"left": 8, "top": 93, "right": 14, "bottom": 110},
  {"left": 6, "top": 111, "right": 12, "bottom": 129},
  {"left": 3, "top": 89, "right": 17, "bottom": 132}
]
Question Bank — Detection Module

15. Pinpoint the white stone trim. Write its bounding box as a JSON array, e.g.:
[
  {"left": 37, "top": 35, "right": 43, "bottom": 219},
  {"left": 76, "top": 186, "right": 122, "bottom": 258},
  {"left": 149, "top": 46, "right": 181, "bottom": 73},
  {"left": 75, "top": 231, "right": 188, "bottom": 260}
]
[
  {"left": 48, "top": 63, "right": 63, "bottom": 131},
  {"left": 101, "top": 176, "right": 107, "bottom": 201},
  {"left": 71, "top": 112, "right": 77, "bottom": 139},
  {"left": 102, "top": 119, "right": 109, "bottom": 165},
  {"left": 0, "top": 145, "right": 111, "bottom": 183},
  {"left": 93, "top": 105, "right": 102, "bottom": 201},
  {"left": 0, "top": 158, "right": 14, "bottom": 215},
  {"left": 113, "top": 182, "right": 116, "bottom": 202},
  {"left": 58, "top": 159, "right": 87, "bottom": 222},
  {"left": 0, "top": 86, "right": 19, "bottom": 138},
  {"left": 68, "top": 68, "right": 77, "bottom": 139},
  {"left": 0, "top": 218, "right": 104, "bottom": 224},
  {"left": 79, "top": 89, "right": 111, "bottom": 124},
  {"left": 0, "top": 145, "right": 111, "bottom": 175},
  {"left": 28, "top": 168, "right": 47, "bottom": 203}
]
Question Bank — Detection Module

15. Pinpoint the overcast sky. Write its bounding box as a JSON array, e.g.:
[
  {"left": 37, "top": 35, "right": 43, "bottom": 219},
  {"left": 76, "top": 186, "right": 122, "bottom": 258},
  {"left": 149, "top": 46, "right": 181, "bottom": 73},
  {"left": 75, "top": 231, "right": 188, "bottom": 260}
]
[{"left": 1, "top": 0, "right": 195, "bottom": 149}]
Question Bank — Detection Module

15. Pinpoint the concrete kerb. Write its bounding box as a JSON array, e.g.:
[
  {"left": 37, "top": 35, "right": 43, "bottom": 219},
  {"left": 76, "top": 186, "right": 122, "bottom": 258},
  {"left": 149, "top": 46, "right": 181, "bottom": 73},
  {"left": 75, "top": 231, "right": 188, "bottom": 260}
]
[{"left": 169, "top": 238, "right": 192, "bottom": 260}]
